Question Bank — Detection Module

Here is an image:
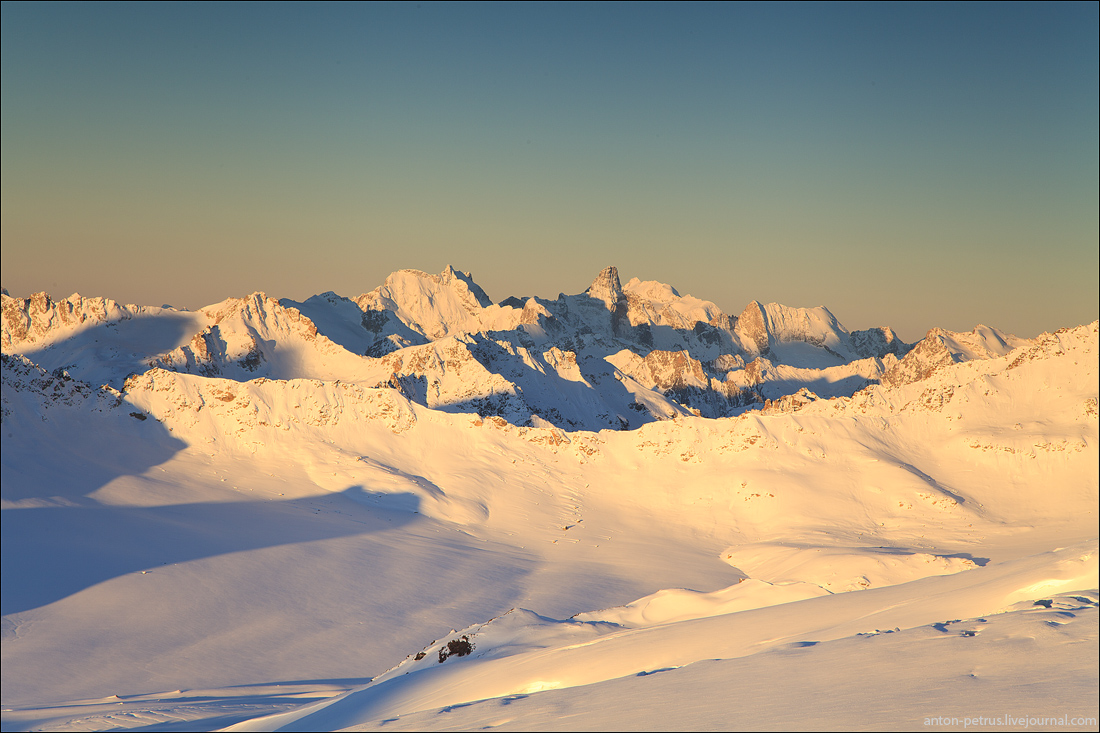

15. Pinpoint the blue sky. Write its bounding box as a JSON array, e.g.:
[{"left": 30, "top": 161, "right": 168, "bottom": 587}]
[{"left": 2, "top": 2, "right": 1096, "bottom": 340}]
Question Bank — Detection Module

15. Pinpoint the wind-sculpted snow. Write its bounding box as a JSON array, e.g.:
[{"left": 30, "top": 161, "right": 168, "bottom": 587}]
[
  {"left": 721, "top": 544, "right": 979, "bottom": 592},
  {"left": 228, "top": 544, "right": 1097, "bottom": 731},
  {"left": 122, "top": 368, "right": 418, "bottom": 437}
]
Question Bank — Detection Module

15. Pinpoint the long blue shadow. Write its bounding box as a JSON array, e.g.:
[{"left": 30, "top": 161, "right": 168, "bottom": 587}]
[
  {"left": 15, "top": 310, "right": 198, "bottom": 389},
  {"left": 2, "top": 362, "right": 420, "bottom": 615},
  {"left": 1, "top": 488, "right": 418, "bottom": 616}
]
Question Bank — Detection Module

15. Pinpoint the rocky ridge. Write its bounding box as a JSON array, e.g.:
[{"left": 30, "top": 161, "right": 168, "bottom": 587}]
[
  {"left": 1, "top": 291, "right": 150, "bottom": 350},
  {"left": 1, "top": 266, "right": 1063, "bottom": 432}
]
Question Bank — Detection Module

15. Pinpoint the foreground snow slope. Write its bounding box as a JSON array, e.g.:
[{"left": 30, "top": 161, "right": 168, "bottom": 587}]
[
  {"left": 4, "top": 593, "right": 1094, "bottom": 732},
  {"left": 228, "top": 544, "right": 1099, "bottom": 731},
  {"left": 1, "top": 271, "right": 1096, "bottom": 731},
  {"left": 337, "top": 594, "right": 1099, "bottom": 733}
]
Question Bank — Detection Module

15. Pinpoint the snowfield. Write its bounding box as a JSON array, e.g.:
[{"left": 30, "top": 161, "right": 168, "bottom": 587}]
[{"left": 1, "top": 268, "right": 1096, "bottom": 731}]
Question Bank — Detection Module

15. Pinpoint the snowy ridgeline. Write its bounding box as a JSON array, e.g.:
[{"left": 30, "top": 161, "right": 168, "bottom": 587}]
[
  {"left": 1, "top": 265, "right": 1026, "bottom": 431},
  {"left": 0, "top": 270, "right": 1097, "bottom": 732}
]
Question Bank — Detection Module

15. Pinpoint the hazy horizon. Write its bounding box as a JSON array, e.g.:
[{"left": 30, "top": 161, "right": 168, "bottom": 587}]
[{"left": 3, "top": 2, "right": 1097, "bottom": 343}]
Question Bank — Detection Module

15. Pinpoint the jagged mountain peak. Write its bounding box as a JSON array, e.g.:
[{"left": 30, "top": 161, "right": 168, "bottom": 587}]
[
  {"left": 586, "top": 266, "right": 624, "bottom": 307},
  {"left": 440, "top": 265, "right": 493, "bottom": 309},
  {"left": 1, "top": 290, "right": 159, "bottom": 351},
  {"left": 880, "top": 323, "right": 1025, "bottom": 387},
  {"left": 849, "top": 326, "right": 908, "bottom": 359},
  {"left": 736, "top": 301, "right": 770, "bottom": 354}
]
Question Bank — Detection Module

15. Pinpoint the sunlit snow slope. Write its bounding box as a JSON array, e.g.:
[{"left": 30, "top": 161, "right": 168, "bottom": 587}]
[{"left": 1, "top": 271, "right": 1096, "bottom": 732}]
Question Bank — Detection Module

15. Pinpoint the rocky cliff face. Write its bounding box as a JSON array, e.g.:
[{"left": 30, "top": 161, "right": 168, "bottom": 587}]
[
  {"left": 585, "top": 265, "right": 625, "bottom": 309},
  {"left": 735, "top": 301, "right": 771, "bottom": 355},
  {"left": 850, "top": 326, "right": 908, "bottom": 359},
  {"left": 881, "top": 335, "right": 956, "bottom": 387}
]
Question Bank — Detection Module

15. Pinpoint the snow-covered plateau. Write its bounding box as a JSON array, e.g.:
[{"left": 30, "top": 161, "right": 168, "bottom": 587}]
[{"left": 1, "top": 266, "right": 1097, "bottom": 732}]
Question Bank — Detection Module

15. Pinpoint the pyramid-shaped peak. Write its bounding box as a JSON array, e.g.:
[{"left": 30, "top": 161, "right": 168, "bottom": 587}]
[
  {"left": 736, "top": 301, "right": 770, "bottom": 353},
  {"left": 741, "top": 299, "right": 764, "bottom": 313},
  {"left": 586, "top": 266, "right": 624, "bottom": 305},
  {"left": 441, "top": 265, "right": 492, "bottom": 308}
]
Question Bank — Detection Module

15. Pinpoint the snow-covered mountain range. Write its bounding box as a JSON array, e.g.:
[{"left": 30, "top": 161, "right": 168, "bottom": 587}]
[
  {"left": 2, "top": 268, "right": 1096, "bottom": 731},
  {"left": 2, "top": 265, "right": 1004, "bottom": 431}
]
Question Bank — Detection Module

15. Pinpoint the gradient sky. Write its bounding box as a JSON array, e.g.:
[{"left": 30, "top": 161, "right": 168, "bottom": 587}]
[{"left": 2, "top": 2, "right": 1097, "bottom": 341}]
